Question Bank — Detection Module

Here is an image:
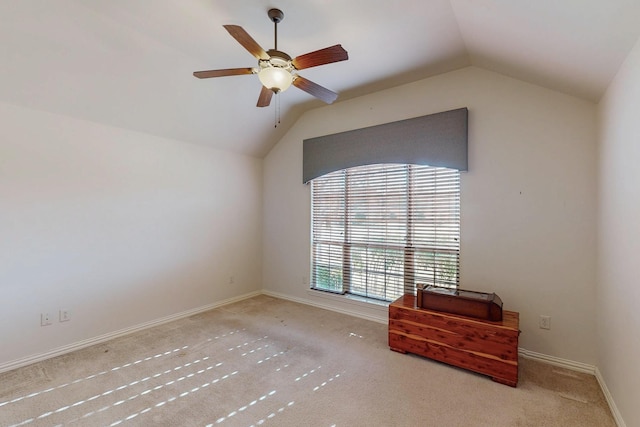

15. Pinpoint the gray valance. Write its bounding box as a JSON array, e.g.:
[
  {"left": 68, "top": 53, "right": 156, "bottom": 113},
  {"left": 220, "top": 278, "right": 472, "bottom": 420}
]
[{"left": 303, "top": 107, "right": 468, "bottom": 183}]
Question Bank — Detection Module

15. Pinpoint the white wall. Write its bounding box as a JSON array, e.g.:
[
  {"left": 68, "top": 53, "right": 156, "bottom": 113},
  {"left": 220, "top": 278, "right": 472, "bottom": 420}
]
[
  {"left": 263, "top": 66, "right": 598, "bottom": 364},
  {"left": 597, "top": 36, "right": 640, "bottom": 427},
  {"left": 0, "top": 102, "right": 262, "bottom": 367}
]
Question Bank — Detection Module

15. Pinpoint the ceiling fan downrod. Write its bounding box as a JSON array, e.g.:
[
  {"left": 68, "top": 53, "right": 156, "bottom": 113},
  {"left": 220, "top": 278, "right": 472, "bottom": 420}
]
[{"left": 268, "top": 8, "right": 284, "bottom": 50}]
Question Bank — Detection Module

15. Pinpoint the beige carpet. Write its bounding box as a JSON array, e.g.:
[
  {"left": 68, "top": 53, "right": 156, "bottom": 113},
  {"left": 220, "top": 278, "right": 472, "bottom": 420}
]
[{"left": 0, "top": 295, "right": 615, "bottom": 427}]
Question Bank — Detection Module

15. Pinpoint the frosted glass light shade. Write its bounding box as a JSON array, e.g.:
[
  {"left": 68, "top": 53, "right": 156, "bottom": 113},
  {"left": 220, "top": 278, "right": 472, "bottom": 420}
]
[{"left": 258, "top": 66, "right": 293, "bottom": 93}]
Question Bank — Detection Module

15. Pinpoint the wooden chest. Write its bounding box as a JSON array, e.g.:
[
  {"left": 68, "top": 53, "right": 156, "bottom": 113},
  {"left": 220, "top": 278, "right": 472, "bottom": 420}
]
[{"left": 389, "top": 294, "right": 519, "bottom": 386}]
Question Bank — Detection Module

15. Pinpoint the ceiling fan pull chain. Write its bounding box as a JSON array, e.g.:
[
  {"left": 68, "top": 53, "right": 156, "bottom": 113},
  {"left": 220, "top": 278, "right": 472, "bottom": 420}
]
[
  {"left": 273, "top": 92, "right": 282, "bottom": 128},
  {"left": 274, "top": 93, "right": 278, "bottom": 128}
]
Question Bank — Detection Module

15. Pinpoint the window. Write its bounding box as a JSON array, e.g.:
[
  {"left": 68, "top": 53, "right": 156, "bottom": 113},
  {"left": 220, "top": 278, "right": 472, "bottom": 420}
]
[{"left": 311, "top": 163, "right": 460, "bottom": 303}]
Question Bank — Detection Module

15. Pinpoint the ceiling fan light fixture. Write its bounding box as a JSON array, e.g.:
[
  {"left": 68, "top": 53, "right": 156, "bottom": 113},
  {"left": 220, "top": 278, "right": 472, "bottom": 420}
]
[
  {"left": 258, "top": 65, "right": 293, "bottom": 93},
  {"left": 258, "top": 50, "right": 294, "bottom": 93}
]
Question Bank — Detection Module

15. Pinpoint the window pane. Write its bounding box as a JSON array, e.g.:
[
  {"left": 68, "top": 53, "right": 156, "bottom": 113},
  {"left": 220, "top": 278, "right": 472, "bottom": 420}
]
[
  {"left": 350, "top": 246, "right": 404, "bottom": 301},
  {"left": 312, "top": 243, "right": 344, "bottom": 292}
]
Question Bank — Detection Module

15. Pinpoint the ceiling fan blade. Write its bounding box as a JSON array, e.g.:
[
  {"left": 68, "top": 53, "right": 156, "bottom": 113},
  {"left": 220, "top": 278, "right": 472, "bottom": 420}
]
[
  {"left": 291, "top": 44, "right": 348, "bottom": 70},
  {"left": 293, "top": 76, "right": 338, "bottom": 104},
  {"left": 257, "top": 86, "right": 274, "bottom": 107},
  {"left": 223, "top": 25, "right": 270, "bottom": 60},
  {"left": 193, "top": 68, "right": 254, "bottom": 79}
]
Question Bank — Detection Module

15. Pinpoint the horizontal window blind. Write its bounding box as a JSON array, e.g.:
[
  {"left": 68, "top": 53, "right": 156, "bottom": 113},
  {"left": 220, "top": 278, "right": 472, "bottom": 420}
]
[
  {"left": 311, "top": 163, "right": 460, "bottom": 303},
  {"left": 311, "top": 171, "right": 346, "bottom": 293}
]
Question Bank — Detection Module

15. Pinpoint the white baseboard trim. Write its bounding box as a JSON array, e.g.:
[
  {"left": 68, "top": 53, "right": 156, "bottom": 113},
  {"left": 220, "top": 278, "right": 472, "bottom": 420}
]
[
  {"left": 518, "top": 348, "right": 596, "bottom": 374},
  {"left": 0, "top": 291, "right": 261, "bottom": 374},
  {"left": 595, "top": 367, "right": 627, "bottom": 427}
]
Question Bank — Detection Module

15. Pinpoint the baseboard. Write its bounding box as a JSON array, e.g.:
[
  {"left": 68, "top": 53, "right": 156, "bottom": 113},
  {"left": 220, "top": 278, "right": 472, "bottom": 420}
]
[
  {"left": 518, "top": 348, "right": 596, "bottom": 374},
  {"left": 0, "top": 291, "right": 261, "bottom": 374},
  {"left": 595, "top": 367, "right": 627, "bottom": 427}
]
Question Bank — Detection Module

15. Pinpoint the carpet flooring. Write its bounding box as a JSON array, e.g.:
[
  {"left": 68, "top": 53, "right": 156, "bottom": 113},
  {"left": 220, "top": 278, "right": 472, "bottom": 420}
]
[{"left": 0, "top": 295, "right": 615, "bottom": 426}]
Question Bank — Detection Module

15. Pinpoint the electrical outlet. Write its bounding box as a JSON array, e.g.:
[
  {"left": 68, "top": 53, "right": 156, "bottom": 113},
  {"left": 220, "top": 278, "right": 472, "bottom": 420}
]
[
  {"left": 40, "top": 313, "right": 52, "bottom": 326},
  {"left": 539, "top": 315, "right": 551, "bottom": 330},
  {"left": 59, "top": 309, "right": 71, "bottom": 322}
]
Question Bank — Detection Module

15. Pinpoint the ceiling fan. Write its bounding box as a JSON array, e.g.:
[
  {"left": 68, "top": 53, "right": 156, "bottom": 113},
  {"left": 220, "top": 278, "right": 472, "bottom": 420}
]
[{"left": 193, "top": 8, "right": 348, "bottom": 107}]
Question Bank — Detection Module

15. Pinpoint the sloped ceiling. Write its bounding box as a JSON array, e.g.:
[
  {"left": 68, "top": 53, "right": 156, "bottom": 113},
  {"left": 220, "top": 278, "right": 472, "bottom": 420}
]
[{"left": 1, "top": 0, "right": 639, "bottom": 157}]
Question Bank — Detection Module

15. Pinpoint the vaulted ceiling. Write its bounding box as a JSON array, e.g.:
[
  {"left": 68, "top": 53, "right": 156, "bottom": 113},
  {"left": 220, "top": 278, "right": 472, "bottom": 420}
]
[{"left": 2, "top": 1, "right": 640, "bottom": 157}]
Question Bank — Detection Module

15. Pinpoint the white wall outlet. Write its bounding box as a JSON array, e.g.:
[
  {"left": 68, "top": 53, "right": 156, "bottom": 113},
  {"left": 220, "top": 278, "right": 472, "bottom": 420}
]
[
  {"left": 40, "top": 313, "right": 52, "bottom": 326},
  {"left": 539, "top": 315, "right": 551, "bottom": 330},
  {"left": 59, "top": 309, "right": 71, "bottom": 322}
]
